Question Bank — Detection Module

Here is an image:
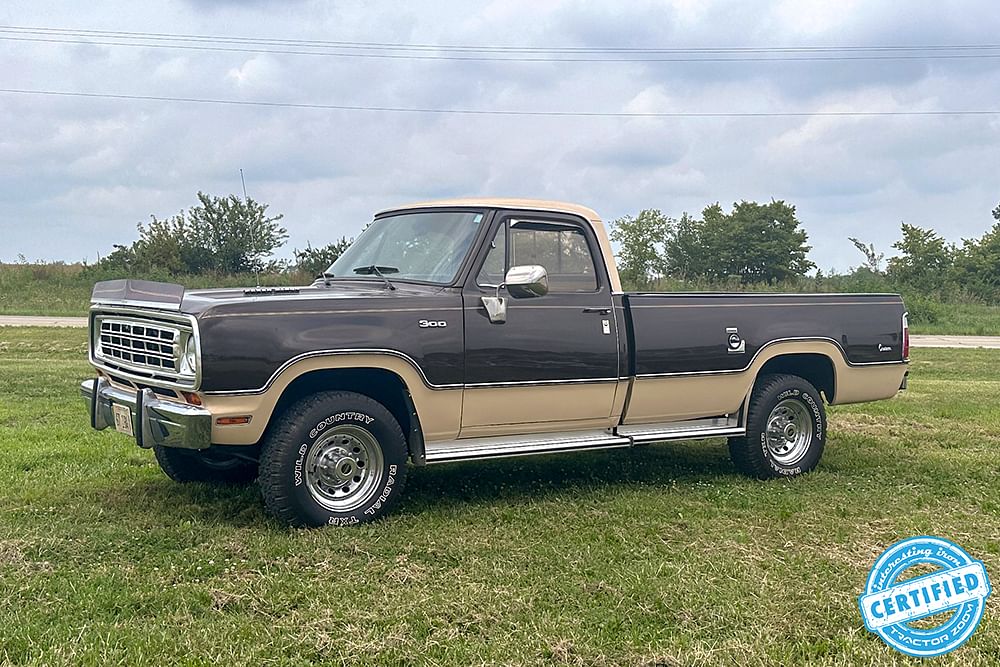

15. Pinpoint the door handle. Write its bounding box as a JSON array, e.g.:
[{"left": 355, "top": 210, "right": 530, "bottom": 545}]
[{"left": 582, "top": 307, "right": 611, "bottom": 315}]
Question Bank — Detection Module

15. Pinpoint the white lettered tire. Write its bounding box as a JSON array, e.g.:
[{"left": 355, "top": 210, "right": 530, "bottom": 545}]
[
  {"left": 728, "top": 374, "right": 826, "bottom": 478},
  {"left": 259, "top": 391, "right": 408, "bottom": 527}
]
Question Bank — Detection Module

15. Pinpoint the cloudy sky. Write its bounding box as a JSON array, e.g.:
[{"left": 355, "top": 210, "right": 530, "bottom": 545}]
[{"left": 2, "top": 0, "right": 999, "bottom": 271}]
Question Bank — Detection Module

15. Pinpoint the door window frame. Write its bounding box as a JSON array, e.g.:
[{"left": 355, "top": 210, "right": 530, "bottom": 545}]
[{"left": 466, "top": 212, "right": 609, "bottom": 295}]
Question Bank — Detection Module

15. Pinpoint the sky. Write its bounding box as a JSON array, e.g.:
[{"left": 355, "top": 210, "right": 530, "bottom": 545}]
[{"left": 1, "top": 0, "right": 999, "bottom": 271}]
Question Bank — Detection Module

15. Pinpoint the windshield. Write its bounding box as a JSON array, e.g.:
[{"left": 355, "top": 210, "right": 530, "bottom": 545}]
[{"left": 326, "top": 210, "right": 485, "bottom": 284}]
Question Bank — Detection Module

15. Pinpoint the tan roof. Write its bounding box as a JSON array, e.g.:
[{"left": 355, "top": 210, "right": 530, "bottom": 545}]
[
  {"left": 379, "top": 197, "right": 602, "bottom": 224},
  {"left": 378, "top": 196, "right": 621, "bottom": 293}
]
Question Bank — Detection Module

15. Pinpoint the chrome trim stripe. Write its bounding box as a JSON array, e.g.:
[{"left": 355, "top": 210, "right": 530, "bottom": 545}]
[
  {"left": 634, "top": 336, "right": 906, "bottom": 379},
  {"left": 463, "top": 305, "right": 613, "bottom": 310},
  {"left": 91, "top": 297, "right": 183, "bottom": 311},
  {"left": 465, "top": 377, "right": 619, "bottom": 389},
  {"left": 199, "top": 307, "right": 463, "bottom": 320},
  {"left": 203, "top": 346, "right": 622, "bottom": 395},
  {"left": 629, "top": 301, "right": 900, "bottom": 309},
  {"left": 626, "top": 292, "right": 900, "bottom": 298}
]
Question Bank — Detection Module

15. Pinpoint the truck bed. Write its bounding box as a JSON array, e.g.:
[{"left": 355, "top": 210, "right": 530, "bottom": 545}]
[
  {"left": 618, "top": 292, "right": 908, "bottom": 425},
  {"left": 624, "top": 292, "right": 907, "bottom": 375}
]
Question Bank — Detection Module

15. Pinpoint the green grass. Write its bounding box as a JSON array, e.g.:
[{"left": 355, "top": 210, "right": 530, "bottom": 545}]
[
  {"left": 0, "top": 327, "right": 998, "bottom": 665},
  {"left": 0, "top": 264, "right": 308, "bottom": 317},
  {"left": 905, "top": 302, "right": 1000, "bottom": 336}
]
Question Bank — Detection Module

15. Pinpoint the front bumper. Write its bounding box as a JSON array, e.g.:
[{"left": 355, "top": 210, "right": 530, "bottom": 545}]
[{"left": 80, "top": 378, "right": 211, "bottom": 450}]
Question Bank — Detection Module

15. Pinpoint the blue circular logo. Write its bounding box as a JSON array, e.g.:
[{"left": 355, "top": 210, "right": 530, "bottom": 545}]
[{"left": 859, "top": 536, "right": 992, "bottom": 657}]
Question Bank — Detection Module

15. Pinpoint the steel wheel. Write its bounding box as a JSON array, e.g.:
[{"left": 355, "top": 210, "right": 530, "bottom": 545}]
[
  {"left": 764, "top": 398, "right": 813, "bottom": 466},
  {"left": 304, "top": 425, "right": 384, "bottom": 512}
]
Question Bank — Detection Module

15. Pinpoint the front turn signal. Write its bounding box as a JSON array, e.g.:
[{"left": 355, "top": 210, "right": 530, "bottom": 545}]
[{"left": 216, "top": 416, "right": 252, "bottom": 426}]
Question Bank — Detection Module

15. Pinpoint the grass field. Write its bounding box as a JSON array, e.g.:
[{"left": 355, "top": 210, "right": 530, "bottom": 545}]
[
  {"left": 0, "top": 264, "right": 307, "bottom": 318},
  {"left": 0, "top": 327, "right": 998, "bottom": 665}
]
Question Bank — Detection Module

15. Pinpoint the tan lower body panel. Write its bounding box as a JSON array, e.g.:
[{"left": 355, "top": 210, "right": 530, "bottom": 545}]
[
  {"left": 459, "top": 381, "right": 620, "bottom": 437},
  {"left": 624, "top": 374, "right": 748, "bottom": 424},
  {"left": 830, "top": 363, "right": 908, "bottom": 404},
  {"left": 624, "top": 341, "right": 907, "bottom": 425}
]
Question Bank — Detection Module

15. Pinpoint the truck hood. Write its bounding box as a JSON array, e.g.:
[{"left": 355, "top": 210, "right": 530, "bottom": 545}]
[{"left": 91, "top": 279, "right": 446, "bottom": 317}]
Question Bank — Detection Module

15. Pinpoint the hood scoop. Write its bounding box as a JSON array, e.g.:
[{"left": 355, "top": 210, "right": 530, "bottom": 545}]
[
  {"left": 91, "top": 279, "right": 184, "bottom": 311},
  {"left": 243, "top": 286, "right": 301, "bottom": 296}
]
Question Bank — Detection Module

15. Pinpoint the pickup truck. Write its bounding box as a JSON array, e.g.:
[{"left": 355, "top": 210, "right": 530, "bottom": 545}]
[{"left": 81, "top": 198, "right": 909, "bottom": 527}]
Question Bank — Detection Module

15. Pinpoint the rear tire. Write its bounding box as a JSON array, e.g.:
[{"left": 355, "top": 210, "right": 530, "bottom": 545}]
[
  {"left": 258, "top": 391, "right": 408, "bottom": 527},
  {"left": 728, "top": 373, "right": 826, "bottom": 478},
  {"left": 154, "top": 445, "right": 259, "bottom": 484}
]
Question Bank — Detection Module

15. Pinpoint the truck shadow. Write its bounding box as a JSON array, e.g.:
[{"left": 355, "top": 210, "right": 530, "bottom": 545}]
[
  {"left": 101, "top": 439, "right": 737, "bottom": 528},
  {"left": 404, "top": 439, "right": 736, "bottom": 512}
]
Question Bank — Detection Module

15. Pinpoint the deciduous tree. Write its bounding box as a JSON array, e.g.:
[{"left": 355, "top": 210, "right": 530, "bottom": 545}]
[
  {"left": 609, "top": 209, "right": 670, "bottom": 289},
  {"left": 886, "top": 224, "right": 954, "bottom": 293},
  {"left": 666, "top": 200, "right": 814, "bottom": 284}
]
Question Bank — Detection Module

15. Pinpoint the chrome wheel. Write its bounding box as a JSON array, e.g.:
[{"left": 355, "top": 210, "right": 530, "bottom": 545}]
[
  {"left": 765, "top": 398, "right": 813, "bottom": 466},
  {"left": 305, "top": 425, "right": 384, "bottom": 512}
]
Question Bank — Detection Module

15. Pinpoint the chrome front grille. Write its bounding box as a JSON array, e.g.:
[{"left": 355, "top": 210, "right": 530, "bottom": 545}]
[
  {"left": 91, "top": 311, "right": 198, "bottom": 388},
  {"left": 99, "top": 319, "right": 179, "bottom": 371}
]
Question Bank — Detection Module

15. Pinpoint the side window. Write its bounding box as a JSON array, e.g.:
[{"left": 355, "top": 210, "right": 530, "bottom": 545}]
[
  {"left": 476, "top": 224, "right": 506, "bottom": 286},
  {"left": 510, "top": 221, "right": 598, "bottom": 292}
]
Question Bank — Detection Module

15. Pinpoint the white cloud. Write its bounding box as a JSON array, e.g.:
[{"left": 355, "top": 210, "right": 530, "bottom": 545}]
[
  {"left": 772, "top": 0, "right": 864, "bottom": 35},
  {"left": 0, "top": 0, "right": 998, "bottom": 271},
  {"left": 226, "top": 56, "right": 284, "bottom": 92}
]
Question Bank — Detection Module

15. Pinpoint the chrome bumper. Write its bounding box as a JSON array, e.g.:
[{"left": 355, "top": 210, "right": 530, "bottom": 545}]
[{"left": 80, "top": 378, "right": 211, "bottom": 450}]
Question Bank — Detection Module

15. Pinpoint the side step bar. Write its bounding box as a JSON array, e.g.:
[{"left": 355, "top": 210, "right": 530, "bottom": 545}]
[
  {"left": 618, "top": 416, "right": 743, "bottom": 444},
  {"left": 423, "top": 417, "right": 745, "bottom": 464},
  {"left": 425, "top": 429, "right": 631, "bottom": 464}
]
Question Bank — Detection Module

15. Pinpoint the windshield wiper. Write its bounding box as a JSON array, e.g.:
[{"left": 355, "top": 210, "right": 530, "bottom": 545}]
[{"left": 353, "top": 265, "right": 398, "bottom": 291}]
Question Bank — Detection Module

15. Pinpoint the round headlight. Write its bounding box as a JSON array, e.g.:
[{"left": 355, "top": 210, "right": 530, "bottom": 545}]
[{"left": 181, "top": 336, "right": 197, "bottom": 375}]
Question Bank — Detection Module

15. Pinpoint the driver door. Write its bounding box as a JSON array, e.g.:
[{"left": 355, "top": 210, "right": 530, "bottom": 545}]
[{"left": 460, "top": 214, "right": 621, "bottom": 438}]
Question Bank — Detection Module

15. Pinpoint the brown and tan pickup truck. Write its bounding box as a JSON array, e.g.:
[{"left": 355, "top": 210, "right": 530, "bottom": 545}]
[{"left": 81, "top": 198, "right": 909, "bottom": 526}]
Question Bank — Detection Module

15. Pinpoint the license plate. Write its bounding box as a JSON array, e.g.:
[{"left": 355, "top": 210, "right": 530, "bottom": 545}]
[{"left": 112, "top": 404, "right": 134, "bottom": 436}]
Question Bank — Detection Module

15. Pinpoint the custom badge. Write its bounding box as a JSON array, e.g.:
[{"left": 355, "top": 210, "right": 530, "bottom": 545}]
[{"left": 859, "top": 536, "right": 992, "bottom": 658}]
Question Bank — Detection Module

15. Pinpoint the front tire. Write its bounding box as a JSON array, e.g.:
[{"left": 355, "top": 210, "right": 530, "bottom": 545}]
[
  {"left": 258, "top": 391, "right": 408, "bottom": 527},
  {"left": 728, "top": 373, "right": 826, "bottom": 478},
  {"left": 153, "top": 445, "right": 259, "bottom": 484}
]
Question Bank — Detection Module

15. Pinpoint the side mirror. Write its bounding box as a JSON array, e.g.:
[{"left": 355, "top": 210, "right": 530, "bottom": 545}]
[{"left": 504, "top": 265, "right": 548, "bottom": 299}]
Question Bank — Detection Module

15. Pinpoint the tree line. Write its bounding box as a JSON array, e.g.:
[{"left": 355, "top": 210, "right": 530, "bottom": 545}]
[
  {"left": 610, "top": 200, "right": 1000, "bottom": 305},
  {"left": 92, "top": 191, "right": 999, "bottom": 306}
]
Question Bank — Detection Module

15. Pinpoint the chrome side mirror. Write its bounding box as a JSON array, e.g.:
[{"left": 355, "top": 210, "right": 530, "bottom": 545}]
[
  {"left": 504, "top": 265, "right": 548, "bottom": 299},
  {"left": 480, "top": 265, "right": 549, "bottom": 324}
]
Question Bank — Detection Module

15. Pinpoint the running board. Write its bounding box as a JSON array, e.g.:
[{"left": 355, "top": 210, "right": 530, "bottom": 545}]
[
  {"left": 617, "top": 416, "right": 744, "bottom": 444},
  {"left": 424, "top": 429, "right": 631, "bottom": 464},
  {"left": 424, "top": 417, "right": 744, "bottom": 464}
]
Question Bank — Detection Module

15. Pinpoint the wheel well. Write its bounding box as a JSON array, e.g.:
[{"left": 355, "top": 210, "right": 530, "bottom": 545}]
[
  {"left": 757, "top": 353, "right": 835, "bottom": 402},
  {"left": 270, "top": 368, "right": 418, "bottom": 453}
]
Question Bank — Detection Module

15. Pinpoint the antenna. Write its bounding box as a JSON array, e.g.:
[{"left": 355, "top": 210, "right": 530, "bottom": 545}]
[{"left": 240, "top": 168, "right": 261, "bottom": 287}]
